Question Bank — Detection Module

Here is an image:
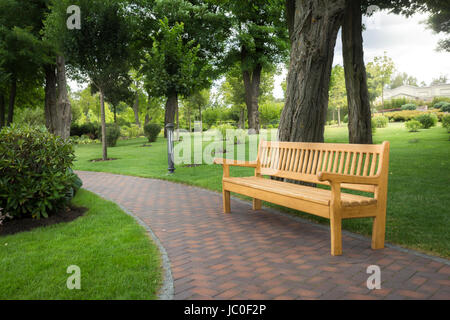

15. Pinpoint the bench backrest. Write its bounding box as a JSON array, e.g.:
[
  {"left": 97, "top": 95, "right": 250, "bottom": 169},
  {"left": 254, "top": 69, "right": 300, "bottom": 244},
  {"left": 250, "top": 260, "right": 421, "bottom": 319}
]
[{"left": 256, "top": 141, "right": 390, "bottom": 193}]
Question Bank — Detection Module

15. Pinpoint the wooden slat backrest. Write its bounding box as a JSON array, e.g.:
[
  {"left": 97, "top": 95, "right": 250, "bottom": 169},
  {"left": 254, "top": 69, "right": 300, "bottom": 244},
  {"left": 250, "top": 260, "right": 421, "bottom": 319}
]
[{"left": 257, "top": 141, "right": 389, "bottom": 193}]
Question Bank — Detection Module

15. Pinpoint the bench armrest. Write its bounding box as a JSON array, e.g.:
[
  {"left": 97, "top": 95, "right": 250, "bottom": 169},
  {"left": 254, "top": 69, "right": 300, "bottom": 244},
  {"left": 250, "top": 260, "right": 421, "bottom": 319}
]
[
  {"left": 317, "top": 172, "right": 379, "bottom": 185},
  {"left": 213, "top": 158, "right": 258, "bottom": 168}
]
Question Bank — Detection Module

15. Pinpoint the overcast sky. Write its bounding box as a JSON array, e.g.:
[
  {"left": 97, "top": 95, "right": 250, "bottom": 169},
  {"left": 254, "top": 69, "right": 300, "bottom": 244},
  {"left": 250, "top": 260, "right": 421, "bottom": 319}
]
[{"left": 274, "top": 9, "right": 450, "bottom": 99}]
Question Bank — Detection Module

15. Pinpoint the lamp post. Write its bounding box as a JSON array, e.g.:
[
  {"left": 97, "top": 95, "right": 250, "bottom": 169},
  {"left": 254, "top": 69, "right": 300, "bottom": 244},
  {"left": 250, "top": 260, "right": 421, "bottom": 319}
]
[{"left": 166, "top": 123, "right": 175, "bottom": 174}]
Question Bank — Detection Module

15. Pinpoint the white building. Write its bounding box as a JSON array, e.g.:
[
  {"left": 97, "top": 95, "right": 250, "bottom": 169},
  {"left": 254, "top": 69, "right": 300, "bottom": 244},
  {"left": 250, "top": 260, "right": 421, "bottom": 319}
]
[{"left": 382, "top": 84, "right": 450, "bottom": 102}]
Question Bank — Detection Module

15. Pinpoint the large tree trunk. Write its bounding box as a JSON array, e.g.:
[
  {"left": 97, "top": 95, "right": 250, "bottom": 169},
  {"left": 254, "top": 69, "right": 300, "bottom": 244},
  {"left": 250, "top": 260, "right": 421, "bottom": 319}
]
[
  {"left": 242, "top": 49, "right": 262, "bottom": 134},
  {"left": 239, "top": 107, "right": 245, "bottom": 129},
  {"left": 133, "top": 94, "right": 140, "bottom": 127},
  {"left": 164, "top": 91, "right": 177, "bottom": 138},
  {"left": 44, "top": 57, "right": 72, "bottom": 139},
  {"left": 55, "top": 56, "right": 72, "bottom": 139},
  {"left": 99, "top": 88, "right": 107, "bottom": 161},
  {"left": 278, "top": 0, "right": 345, "bottom": 142},
  {"left": 44, "top": 64, "right": 57, "bottom": 133},
  {"left": 342, "top": 0, "right": 372, "bottom": 144},
  {"left": 7, "top": 75, "right": 17, "bottom": 125},
  {"left": 0, "top": 94, "right": 5, "bottom": 128}
]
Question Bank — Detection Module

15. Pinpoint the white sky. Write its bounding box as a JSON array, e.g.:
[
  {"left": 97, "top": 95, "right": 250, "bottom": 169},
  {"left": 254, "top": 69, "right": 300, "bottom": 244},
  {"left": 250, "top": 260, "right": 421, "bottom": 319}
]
[{"left": 273, "top": 10, "right": 450, "bottom": 99}]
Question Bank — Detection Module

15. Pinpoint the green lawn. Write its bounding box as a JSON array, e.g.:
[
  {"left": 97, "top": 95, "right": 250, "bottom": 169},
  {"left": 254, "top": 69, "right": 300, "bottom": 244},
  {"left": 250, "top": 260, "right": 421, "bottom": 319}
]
[
  {"left": 0, "top": 189, "right": 162, "bottom": 299},
  {"left": 73, "top": 123, "right": 450, "bottom": 258}
]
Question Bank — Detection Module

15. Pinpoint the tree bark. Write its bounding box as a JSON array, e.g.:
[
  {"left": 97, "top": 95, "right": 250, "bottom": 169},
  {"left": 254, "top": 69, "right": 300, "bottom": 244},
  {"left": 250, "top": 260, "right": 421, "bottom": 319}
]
[
  {"left": 44, "top": 64, "right": 57, "bottom": 133},
  {"left": 144, "top": 112, "right": 151, "bottom": 127},
  {"left": 0, "top": 93, "right": 5, "bottom": 128},
  {"left": 7, "top": 75, "right": 17, "bottom": 125},
  {"left": 278, "top": 0, "right": 345, "bottom": 142},
  {"left": 133, "top": 94, "right": 140, "bottom": 127},
  {"left": 113, "top": 105, "right": 117, "bottom": 123},
  {"left": 242, "top": 47, "right": 262, "bottom": 134},
  {"left": 239, "top": 107, "right": 245, "bottom": 129},
  {"left": 55, "top": 56, "right": 72, "bottom": 139},
  {"left": 164, "top": 91, "right": 178, "bottom": 138},
  {"left": 100, "top": 88, "right": 107, "bottom": 160},
  {"left": 342, "top": 0, "right": 372, "bottom": 144}
]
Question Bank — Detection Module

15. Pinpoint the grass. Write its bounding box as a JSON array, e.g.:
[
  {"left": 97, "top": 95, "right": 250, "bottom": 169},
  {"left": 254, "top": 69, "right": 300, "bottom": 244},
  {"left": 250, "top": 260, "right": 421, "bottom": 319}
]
[
  {"left": 0, "top": 189, "right": 162, "bottom": 299},
  {"left": 73, "top": 123, "right": 450, "bottom": 258}
]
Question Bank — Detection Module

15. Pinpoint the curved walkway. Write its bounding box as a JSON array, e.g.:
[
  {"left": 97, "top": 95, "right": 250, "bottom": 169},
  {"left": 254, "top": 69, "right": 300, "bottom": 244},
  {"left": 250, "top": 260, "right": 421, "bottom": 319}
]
[{"left": 77, "top": 171, "right": 449, "bottom": 300}]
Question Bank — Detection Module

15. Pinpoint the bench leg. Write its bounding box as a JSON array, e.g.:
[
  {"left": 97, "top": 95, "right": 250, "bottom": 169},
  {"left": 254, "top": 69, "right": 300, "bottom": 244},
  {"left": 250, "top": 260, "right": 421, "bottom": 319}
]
[
  {"left": 330, "top": 211, "right": 343, "bottom": 256},
  {"left": 223, "top": 190, "right": 231, "bottom": 213},
  {"left": 371, "top": 209, "right": 386, "bottom": 250},
  {"left": 252, "top": 199, "right": 262, "bottom": 210}
]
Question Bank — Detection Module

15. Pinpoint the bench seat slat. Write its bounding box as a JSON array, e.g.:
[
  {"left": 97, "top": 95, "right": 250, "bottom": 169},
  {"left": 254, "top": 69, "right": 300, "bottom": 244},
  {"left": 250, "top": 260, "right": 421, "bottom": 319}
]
[{"left": 223, "top": 176, "right": 377, "bottom": 207}]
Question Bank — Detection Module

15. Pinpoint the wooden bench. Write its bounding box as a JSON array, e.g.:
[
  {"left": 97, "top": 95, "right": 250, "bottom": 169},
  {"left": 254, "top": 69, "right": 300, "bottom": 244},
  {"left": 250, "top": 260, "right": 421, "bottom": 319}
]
[{"left": 214, "top": 140, "right": 390, "bottom": 256}]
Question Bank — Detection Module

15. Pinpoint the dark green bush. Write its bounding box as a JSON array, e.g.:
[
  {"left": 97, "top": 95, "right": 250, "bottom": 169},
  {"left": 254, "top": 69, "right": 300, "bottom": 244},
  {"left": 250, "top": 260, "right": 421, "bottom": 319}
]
[
  {"left": 440, "top": 102, "right": 450, "bottom": 113},
  {"left": 442, "top": 114, "right": 450, "bottom": 133},
  {"left": 401, "top": 103, "right": 417, "bottom": 111},
  {"left": 415, "top": 113, "right": 438, "bottom": 129},
  {"left": 70, "top": 122, "right": 100, "bottom": 139},
  {"left": 99, "top": 124, "right": 121, "bottom": 147},
  {"left": 144, "top": 123, "right": 162, "bottom": 142},
  {"left": 0, "top": 125, "right": 80, "bottom": 219}
]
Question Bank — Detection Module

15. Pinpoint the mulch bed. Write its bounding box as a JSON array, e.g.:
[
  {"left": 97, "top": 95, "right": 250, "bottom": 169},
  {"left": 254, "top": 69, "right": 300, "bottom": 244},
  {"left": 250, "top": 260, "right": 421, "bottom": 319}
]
[
  {"left": 90, "top": 158, "right": 118, "bottom": 162},
  {"left": 0, "top": 205, "right": 88, "bottom": 237}
]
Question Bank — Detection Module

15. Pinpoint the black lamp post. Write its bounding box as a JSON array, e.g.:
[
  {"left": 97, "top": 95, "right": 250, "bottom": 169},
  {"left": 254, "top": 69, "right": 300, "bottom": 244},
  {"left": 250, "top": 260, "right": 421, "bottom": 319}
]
[{"left": 166, "top": 123, "right": 175, "bottom": 174}]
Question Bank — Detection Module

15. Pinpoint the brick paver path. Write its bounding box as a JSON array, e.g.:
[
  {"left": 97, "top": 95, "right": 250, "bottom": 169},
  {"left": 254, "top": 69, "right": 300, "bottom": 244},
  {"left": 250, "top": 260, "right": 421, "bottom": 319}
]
[{"left": 78, "top": 171, "right": 450, "bottom": 300}]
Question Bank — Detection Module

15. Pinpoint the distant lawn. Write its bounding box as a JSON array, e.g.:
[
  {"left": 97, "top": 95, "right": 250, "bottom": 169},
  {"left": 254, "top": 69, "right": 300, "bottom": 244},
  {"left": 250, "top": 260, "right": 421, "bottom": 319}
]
[
  {"left": 74, "top": 123, "right": 450, "bottom": 258},
  {"left": 0, "top": 189, "right": 162, "bottom": 300}
]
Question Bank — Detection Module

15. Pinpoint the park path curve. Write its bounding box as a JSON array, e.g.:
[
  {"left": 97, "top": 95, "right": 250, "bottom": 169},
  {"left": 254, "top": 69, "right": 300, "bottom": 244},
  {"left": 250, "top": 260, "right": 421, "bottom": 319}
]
[{"left": 77, "top": 171, "right": 449, "bottom": 300}]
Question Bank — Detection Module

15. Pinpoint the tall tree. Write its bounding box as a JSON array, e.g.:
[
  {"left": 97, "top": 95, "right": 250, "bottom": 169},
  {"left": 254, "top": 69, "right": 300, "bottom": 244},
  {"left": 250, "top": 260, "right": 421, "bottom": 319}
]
[
  {"left": 0, "top": 0, "right": 51, "bottom": 126},
  {"left": 390, "top": 72, "right": 418, "bottom": 89},
  {"left": 46, "top": 0, "right": 133, "bottom": 160},
  {"left": 141, "top": 18, "right": 209, "bottom": 137},
  {"left": 221, "top": 62, "right": 277, "bottom": 129},
  {"left": 140, "top": 0, "right": 230, "bottom": 137},
  {"left": 278, "top": 0, "right": 345, "bottom": 142},
  {"left": 341, "top": 0, "right": 372, "bottom": 143},
  {"left": 224, "top": 0, "right": 288, "bottom": 134}
]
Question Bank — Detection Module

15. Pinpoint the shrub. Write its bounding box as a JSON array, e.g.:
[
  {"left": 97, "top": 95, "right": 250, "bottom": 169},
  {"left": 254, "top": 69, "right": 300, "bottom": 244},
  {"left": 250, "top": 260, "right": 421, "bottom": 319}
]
[
  {"left": 415, "top": 113, "right": 438, "bottom": 129},
  {"left": 401, "top": 103, "right": 417, "bottom": 111},
  {"left": 121, "top": 124, "right": 143, "bottom": 139},
  {"left": 71, "top": 122, "right": 100, "bottom": 139},
  {"left": 440, "top": 102, "right": 450, "bottom": 113},
  {"left": 144, "top": 123, "right": 162, "bottom": 142},
  {"left": 0, "top": 125, "right": 80, "bottom": 219},
  {"left": 343, "top": 115, "right": 348, "bottom": 123},
  {"left": 210, "top": 123, "right": 235, "bottom": 140},
  {"left": 442, "top": 114, "right": 450, "bottom": 132},
  {"left": 405, "top": 120, "right": 422, "bottom": 132},
  {"left": 15, "top": 107, "right": 46, "bottom": 126},
  {"left": 372, "top": 115, "right": 389, "bottom": 128},
  {"left": 430, "top": 96, "right": 450, "bottom": 109},
  {"left": 371, "top": 118, "right": 377, "bottom": 134},
  {"left": 104, "top": 124, "right": 121, "bottom": 147}
]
